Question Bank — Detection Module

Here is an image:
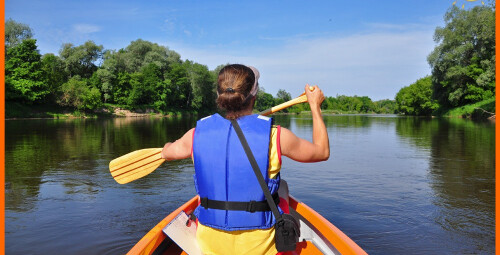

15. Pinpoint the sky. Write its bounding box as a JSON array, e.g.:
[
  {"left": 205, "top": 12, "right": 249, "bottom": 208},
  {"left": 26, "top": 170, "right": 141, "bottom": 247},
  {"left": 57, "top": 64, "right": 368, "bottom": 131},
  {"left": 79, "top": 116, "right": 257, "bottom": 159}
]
[{"left": 5, "top": 0, "right": 488, "bottom": 100}]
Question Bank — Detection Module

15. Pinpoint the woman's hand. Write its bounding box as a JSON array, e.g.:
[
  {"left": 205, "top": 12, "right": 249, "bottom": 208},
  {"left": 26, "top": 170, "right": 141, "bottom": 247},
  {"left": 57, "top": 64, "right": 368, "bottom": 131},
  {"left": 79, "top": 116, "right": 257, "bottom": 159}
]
[
  {"left": 305, "top": 84, "right": 325, "bottom": 110},
  {"left": 280, "top": 84, "right": 330, "bottom": 162}
]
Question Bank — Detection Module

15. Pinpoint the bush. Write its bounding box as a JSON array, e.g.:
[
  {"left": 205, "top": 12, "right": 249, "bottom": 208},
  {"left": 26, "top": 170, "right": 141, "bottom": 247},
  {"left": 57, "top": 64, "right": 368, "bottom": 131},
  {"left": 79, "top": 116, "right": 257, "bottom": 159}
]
[{"left": 58, "top": 76, "right": 102, "bottom": 111}]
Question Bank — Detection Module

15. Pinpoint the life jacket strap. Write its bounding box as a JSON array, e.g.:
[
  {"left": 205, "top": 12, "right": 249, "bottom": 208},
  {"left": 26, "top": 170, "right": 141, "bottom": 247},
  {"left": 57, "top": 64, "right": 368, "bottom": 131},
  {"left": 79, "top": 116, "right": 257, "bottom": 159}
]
[{"left": 200, "top": 192, "right": 280, "bottom": 213}]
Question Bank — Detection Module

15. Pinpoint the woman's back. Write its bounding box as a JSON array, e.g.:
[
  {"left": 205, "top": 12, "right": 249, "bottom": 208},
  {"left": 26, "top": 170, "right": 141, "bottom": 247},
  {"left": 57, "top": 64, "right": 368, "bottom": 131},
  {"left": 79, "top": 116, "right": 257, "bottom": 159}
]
[{"left": 160, "top": 64, "right": 329, "bottom": 254}]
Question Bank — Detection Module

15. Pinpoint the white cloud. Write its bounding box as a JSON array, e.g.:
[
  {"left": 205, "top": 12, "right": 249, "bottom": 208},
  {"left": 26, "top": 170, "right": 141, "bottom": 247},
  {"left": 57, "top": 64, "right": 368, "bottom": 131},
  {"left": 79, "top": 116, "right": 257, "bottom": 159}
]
[
  {"left": 169, "top": 28, "right": 436, "bottom": 100},
  {"left": 73, "top": 24, "right": 101, "bottom": 34}
]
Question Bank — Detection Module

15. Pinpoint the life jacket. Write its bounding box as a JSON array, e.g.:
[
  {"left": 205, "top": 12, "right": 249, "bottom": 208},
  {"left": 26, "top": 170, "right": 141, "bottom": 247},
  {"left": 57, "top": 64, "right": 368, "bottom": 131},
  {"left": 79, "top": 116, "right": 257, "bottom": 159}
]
[{"left": 192, "top": 113, "right": 281, "bottom": 231}]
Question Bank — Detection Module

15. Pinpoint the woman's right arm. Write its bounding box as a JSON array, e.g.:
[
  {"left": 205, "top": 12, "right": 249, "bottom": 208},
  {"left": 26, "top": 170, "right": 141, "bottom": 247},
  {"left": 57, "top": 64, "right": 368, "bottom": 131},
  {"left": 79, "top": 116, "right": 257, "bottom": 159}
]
[{"left": 280, "top": 85, "right": 330, "bottom": 162}]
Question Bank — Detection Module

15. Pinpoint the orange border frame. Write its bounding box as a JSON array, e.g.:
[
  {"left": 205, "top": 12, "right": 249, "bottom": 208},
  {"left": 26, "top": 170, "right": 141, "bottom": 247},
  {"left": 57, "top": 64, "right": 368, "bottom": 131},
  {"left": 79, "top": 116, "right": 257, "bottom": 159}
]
[
  {"left": 1, "top": 0, "right": 6, "bottom": 253},
  {"left": 496, "top": 0, "right": 499, "bottom": 252},
  {"left": 0, "top": 2, "right": 497, "bottom": 254}
]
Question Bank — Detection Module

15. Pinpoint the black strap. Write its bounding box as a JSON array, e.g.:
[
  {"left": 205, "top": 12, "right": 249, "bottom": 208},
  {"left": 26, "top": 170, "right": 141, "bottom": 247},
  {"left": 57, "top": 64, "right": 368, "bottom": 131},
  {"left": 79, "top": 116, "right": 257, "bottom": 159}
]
[
  {"left": 200, "top": 192, "right": 280, "bottom": 212},
  {"left": 230, "top": 119, "right": 283, "bottom": 222}
]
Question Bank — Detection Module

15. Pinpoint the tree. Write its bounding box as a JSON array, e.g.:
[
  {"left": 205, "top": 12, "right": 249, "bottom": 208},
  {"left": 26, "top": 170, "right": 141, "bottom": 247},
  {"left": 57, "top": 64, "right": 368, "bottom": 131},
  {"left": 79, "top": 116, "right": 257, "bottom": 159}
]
[
  {"left": 273, "top": 89, "right": 292, "bottom": 112},
  {"left": 427, "top": 5, "right": 495, "bottom": 107},
  {"left": 60, "top": 40, "right": 104, "bottom": 78},
  {"left": 395, "top": 76, "right": 439, "bottom": 115},
  {"left": 141, "top": 63, "right": 163, "bottom": 109},
  {"left": 374, "top": 99, "right": 396, "bottom": 114},
  {"left": 165, "top": 62, "right": 192, "bottom": 109},
  {"left": 114, "top": 72, "right": 133, "bottom": 105},
  {"left": 186, "top": 61, "right": 216, "bottom": 111},
  {"left": 41, "top": 53, "right": 68, "bottom": 102},
  {"left": 104, "top": 39, "right": 181, "bottom": 74},
  {"left": 58, "top": 76, "right": 102, "bottom": 110},
  {"left": 93, "top": 69, "right": 116, "bottom": 103},
  {"left": 126, "top": 72, "right": 148, "bottom": 107},
  {"left": 255, "top": 89, "right": 274, "bottom": 111},
  {"left": 5, "top": 18, "right": 33, "bottom": 49},
  {"left": 358, "top": 96, "right": 375, "bottom": 112},
  {"left": 5, "top": 39, "right": 48, "bottom": 103},
  {"left": 276, "top": 89, "right": 291, "bottom": 102}
]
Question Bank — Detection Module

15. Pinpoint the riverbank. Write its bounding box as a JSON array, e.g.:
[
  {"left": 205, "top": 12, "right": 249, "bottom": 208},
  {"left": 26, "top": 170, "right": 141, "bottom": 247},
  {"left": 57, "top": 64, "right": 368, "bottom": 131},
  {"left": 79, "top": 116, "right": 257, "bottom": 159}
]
[
  {"left": 432, "top": 97, "right": 495, "bottom": 120},
  {"left": 6, "top": 99, "right": 496, "bottom": 120},
  {"left": 5, "top": 102, "right": 194, "bottom": 119}
]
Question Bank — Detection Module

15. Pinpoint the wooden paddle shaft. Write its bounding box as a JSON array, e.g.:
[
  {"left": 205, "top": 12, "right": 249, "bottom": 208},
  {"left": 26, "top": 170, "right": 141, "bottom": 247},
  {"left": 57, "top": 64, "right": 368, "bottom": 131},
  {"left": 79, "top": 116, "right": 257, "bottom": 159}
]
[{"left": 259, "top": 86, "right": 314, "bottom": 116}]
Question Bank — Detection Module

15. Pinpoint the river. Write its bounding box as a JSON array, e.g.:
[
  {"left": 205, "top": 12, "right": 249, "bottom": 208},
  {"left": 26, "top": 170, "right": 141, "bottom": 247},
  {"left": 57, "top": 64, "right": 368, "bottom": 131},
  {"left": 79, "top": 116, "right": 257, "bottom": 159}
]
[{"left": 5, "top": 115, "right": 495, "bottom": 254}]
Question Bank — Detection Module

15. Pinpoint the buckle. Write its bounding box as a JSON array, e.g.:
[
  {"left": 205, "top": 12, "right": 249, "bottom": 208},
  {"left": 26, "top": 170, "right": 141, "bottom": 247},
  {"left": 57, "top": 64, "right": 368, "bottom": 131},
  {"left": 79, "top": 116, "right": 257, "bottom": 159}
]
[{"left": 247, "top": 200, "right": 256, "bottom": 213}]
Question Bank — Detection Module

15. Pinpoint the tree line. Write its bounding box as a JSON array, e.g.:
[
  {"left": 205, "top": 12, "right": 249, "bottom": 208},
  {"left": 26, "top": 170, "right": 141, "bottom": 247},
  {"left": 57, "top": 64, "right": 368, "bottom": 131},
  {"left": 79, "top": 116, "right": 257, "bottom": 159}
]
[
  {"left": 5, "top": 18, "right": 221, "bottom": 114},
  {"left": 5, "top": 18, "right": 396, "bottom": 116},
  {"left": 395, "top": 4, "right": 495, "bottom": 116},
  {"left": 6, "top": 5, "right": 495, "bottom": 117}
]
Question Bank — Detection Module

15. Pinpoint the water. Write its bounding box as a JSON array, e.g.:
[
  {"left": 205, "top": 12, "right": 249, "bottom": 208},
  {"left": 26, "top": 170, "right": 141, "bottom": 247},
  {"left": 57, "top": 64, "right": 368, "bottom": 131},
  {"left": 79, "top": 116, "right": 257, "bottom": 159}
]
[{"left": 5, "top": 115, "right": 495, "bottom": 254}]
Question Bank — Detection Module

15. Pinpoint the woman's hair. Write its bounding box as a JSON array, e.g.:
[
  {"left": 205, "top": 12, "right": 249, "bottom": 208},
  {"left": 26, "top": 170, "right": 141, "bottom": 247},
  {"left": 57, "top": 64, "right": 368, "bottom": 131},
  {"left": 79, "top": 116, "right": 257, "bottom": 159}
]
[{"left": 216, "top": 64, "right": 257, "bottom": 119}]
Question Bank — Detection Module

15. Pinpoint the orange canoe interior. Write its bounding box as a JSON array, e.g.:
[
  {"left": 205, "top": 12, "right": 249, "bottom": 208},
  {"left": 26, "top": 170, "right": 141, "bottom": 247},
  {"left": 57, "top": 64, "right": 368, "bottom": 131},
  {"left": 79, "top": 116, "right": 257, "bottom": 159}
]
[{"left": 127, "top": 196, "right": 366, "bottom": 255}]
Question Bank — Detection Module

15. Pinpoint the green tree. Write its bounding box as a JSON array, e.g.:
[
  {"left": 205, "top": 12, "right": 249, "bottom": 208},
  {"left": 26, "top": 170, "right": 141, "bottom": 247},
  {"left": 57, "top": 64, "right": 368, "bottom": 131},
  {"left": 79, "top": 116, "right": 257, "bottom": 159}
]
[
  {"left": 186, "top": 61, "right": 216, "bottom": 111},
  {"left": 374, "top": 99, "right": 396, "bottom": 114},
  {"left": 165, "top": 62, "right": 192, "bottom": 109},
  {"left": 104, "top": 39, "right": 181, "bottom": 74},
  {"left": 358, "top": 96, "right": 375, "bottom": 112},
  {"left": 5, "top": 18, "right": 33, "bottom": 49},
  {"left": 322, "top": 96, "right": 338, "bottom": 110},
  {"left": 337, "top": 95, "right": 357, "bottom": 112},
  {"left": 274, "top": 89, "right": 292, "bottom": 112},
  {"left": 59, "top": 40, "right": 104, "bottom": 78},
  {"left": 427, "top": 6, "right": 495, "bottom": 107},
  {"left": 41, "top": 53, "right": 68, "bottom": 100},
  {"left": 102, "top": 49, "right": 128, "bottom": 74},
  {"left": 58, "top": 76, "right": 102, "bottom": 110},
  {"left": 114, "top": 72, "right": 133, "bottom": 105},
  {"left": 276, "top": 89, "right": 291, "bottom": 102},
  {"left": 5, "top": 39, "right": 48, "bottom": 103},
  {"left": 93, "top": 69, "right": 116, "bottom": 103},
  {"left": 126, "top": 72, "right": 148, "bottom": 106},
  {"left": 255, "top": 89, "right": 274, "bottom": 112},
  {"left": 395, "top": 76, "right": 439, "bottom": 115},
  {"left": 141, "top": 63, "right": 163, "bottom": 110}
]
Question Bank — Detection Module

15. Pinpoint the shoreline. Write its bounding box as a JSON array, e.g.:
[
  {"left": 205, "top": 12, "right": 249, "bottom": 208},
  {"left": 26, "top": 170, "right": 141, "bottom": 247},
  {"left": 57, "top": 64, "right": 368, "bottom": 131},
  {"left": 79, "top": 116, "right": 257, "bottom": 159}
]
[{"left": 6, "top": 111, "right": 495, "bottom": 121}]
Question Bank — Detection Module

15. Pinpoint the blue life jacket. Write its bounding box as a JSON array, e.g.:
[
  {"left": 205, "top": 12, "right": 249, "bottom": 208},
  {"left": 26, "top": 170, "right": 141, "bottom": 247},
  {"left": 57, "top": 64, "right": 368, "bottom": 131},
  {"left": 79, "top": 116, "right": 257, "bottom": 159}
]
[{"left": 192, "top": 113, "right": 281, "bottom": 231}]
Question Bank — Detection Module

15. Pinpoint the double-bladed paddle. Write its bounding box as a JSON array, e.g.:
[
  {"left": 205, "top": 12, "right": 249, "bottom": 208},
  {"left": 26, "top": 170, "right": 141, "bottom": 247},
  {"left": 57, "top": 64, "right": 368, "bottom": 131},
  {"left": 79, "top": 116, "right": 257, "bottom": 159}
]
[{"left": 110, "top": 87, "right": 313, "bottom": 184}]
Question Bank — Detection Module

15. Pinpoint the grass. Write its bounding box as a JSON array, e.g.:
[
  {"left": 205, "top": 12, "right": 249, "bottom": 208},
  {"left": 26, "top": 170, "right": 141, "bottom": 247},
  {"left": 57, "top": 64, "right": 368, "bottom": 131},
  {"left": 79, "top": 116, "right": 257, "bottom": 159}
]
[
  {"left": 6, "top": 102, "right": 71, "bottom": 119},
  {"left": 434, "top": 97, "right": 495, "bottom": 119},
  {"left": 6, "top": 102, "right": 104, "bottom": 119}
]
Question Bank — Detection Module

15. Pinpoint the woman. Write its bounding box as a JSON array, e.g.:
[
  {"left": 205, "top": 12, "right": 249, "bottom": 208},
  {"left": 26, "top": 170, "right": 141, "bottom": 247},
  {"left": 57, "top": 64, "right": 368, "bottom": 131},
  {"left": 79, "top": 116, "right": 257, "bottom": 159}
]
[{"left": 161, "top": 64, "right": 329, "bottom": 254}]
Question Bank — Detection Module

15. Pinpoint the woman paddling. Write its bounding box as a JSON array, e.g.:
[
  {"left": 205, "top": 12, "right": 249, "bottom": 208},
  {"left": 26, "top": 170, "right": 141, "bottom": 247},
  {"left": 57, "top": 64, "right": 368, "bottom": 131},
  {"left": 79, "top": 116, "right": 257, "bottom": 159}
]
[{"left": 161, "top": 64, "right": 329, "bottom": 254}]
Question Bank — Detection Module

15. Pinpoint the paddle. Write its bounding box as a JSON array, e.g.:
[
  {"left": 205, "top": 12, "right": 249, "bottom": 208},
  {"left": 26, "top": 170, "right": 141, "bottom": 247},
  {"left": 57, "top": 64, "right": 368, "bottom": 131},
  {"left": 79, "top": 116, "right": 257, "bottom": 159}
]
[{"left": 110, "top": 87, "right": 314, "bottom": 184}]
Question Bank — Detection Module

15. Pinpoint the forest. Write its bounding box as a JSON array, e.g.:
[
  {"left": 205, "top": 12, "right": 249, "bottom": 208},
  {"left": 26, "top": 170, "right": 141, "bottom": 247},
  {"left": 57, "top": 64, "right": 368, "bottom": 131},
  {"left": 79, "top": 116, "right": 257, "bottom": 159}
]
[
  {"left": 395, "top": 4, "right": 495, "bottom": 117},
  {"left": 5, "top": 19, "right": 395, "bottom": 118}
]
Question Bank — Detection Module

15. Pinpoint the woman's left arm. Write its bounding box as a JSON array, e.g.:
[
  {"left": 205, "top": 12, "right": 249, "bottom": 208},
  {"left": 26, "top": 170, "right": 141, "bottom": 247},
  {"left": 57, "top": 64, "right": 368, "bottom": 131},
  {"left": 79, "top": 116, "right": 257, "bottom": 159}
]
[{"left": 161, "top": 128, "right": 195, "bottom": 160}]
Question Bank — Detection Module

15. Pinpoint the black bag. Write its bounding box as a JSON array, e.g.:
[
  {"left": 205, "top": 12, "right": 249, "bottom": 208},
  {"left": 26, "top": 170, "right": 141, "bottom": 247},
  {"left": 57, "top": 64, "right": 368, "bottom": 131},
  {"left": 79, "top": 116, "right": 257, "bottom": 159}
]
[
  {"left": 230, "top": 119, "right": 300, "bottom": 252},
  {"left": 275, "top": 213, "right": 301, "bottom": 251}
]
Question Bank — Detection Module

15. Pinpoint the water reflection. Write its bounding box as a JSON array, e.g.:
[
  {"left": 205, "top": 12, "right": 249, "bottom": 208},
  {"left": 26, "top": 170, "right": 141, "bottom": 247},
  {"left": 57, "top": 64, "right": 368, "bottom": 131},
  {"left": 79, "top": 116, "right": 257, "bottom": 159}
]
[
  {"left": 5, "top": 115, "right": 495, "bottom": 254},
  {"left": 5, "top": 117, "right": 198, "bottom": 212},
  {"left": 395, "top": 117, "right": 495, "bottom": 253}
]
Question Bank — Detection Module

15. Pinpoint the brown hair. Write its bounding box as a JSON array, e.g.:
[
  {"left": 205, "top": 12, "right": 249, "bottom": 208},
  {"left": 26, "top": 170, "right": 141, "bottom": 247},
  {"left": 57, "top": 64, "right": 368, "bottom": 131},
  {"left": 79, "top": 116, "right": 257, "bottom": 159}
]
[{"left": 216, "top": 64, "right": 255, "bottom": 119}]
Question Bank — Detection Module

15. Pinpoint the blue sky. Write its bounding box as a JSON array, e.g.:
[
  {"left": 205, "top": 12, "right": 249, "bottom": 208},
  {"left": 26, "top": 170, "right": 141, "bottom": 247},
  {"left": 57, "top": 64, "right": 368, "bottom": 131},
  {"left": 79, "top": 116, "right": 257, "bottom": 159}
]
[{"left": 6, "top": 0, "right": 487, "bottom": 100}]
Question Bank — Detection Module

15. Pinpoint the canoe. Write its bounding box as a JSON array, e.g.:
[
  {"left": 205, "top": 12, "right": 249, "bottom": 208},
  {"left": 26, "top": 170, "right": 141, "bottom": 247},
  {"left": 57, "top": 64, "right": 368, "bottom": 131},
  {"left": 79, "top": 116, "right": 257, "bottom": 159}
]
[{"left": 127, "top": 195, "right": 367, "bottom": 255}]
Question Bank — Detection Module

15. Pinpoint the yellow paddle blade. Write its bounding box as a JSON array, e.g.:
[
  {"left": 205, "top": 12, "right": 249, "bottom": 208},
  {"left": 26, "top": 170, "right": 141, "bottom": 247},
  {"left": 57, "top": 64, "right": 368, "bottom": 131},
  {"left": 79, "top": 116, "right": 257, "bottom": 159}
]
[{"left": 109, "top": 148, "right": 165, "bottom": 184}]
